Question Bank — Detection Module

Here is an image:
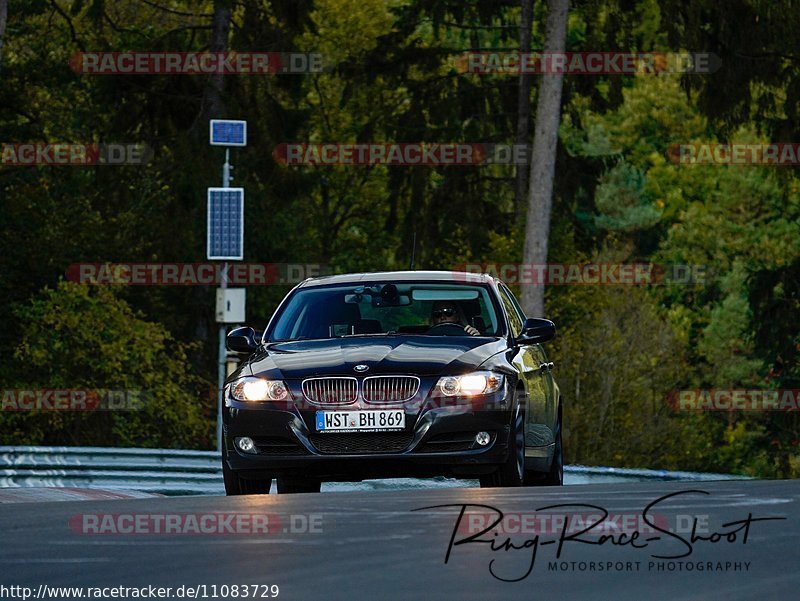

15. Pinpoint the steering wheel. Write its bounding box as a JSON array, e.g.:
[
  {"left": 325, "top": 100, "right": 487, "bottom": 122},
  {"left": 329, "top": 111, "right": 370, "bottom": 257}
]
[{"left": 426, "top": 322, "right": 468, "bottom": 336}]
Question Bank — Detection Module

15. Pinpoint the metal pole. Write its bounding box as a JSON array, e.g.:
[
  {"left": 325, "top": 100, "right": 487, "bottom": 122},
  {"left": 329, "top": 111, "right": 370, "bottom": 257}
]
[
  {"left": 217, "top": 267, "right": 227, "bottom": 453},
  {"left": 223, "top": 148, "right": 231, "bottom": 187},
  {"left": 217, "top": 148, "right": 232, "bottom": 453}
]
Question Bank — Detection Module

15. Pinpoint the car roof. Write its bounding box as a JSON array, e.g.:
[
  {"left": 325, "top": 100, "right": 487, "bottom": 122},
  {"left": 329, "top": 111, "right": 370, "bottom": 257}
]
[{"left": 297, "top": 270, "right": 496, "bottom": 288}]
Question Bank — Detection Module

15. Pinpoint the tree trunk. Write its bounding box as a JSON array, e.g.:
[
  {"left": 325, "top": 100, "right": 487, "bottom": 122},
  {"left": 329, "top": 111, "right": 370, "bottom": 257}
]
[
  {"left": 195, "top": 0, "right": 232, "bottom": 350},
  {"left": 200, "top": 0, "right": 233, "bottom": 121},
  {"left": 0, "top": 0, "right": 8, "bottom": 76},
  {"left": 514, "top": 0, "right": 534, "bottom": 220},
  {"left": 520, "top": 0, "right": 569, "bottom": 317}
]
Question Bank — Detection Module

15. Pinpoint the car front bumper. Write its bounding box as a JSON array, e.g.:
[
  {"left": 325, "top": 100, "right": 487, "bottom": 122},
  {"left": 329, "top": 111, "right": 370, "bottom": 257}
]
[{"left": 223, "top": 387, "right": 517, "bottom": 480}]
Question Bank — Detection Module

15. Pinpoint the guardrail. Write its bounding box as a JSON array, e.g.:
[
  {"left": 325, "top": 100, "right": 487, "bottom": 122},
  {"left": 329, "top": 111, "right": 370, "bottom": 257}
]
[
  {"left": 1, "top": 446, "right": 223, "bottom": 496},
  {"left": 0, "top": 446, "right": 750, "bottom": 495}
]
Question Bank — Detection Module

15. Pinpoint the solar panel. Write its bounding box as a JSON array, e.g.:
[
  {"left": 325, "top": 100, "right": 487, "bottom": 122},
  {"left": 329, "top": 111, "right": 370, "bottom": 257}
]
[
  {"left": 209, "top": 120, "right": 247, "bottom": 146},
  {"left": 207, "top": 188, "right": 244, "bottom": 260}
]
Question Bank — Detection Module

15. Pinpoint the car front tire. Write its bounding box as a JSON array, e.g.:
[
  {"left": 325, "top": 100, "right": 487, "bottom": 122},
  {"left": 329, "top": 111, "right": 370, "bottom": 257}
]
[{"left": 222, "top": 451, "right": 272, "bottom": 495}]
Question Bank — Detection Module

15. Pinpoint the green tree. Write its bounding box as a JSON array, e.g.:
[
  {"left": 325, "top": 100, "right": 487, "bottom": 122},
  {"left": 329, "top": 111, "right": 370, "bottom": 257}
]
[{"left": 3, "top": 282, "right": 213, "bottom": 448}]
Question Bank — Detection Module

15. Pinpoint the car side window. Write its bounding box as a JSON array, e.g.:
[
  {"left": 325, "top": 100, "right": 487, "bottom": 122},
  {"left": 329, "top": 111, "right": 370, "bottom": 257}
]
[
  {"left": 498, "top": 285, "right": 524, "bottom": 337},
  {"left": 503, "top": 285, "right": 528, "bottom": 322},
  {"left": 501, "top": 286, "right": 550, "bottom": 359}
]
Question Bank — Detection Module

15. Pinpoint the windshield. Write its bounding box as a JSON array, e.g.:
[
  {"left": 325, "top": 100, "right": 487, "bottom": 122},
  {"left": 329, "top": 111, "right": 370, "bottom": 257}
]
[{"left": 268, "top": 283, "right": 501, "bottom": 341}]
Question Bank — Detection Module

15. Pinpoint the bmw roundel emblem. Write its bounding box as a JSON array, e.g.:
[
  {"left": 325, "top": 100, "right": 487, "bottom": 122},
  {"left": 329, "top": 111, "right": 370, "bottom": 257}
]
[{"left": 354, "top": 364, "right": 369, "bottom": 373}]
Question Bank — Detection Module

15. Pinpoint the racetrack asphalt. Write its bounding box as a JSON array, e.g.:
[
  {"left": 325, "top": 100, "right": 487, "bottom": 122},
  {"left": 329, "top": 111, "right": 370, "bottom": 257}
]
[{"left": 0, "top": 479, "right": 796, "bottom": 601}]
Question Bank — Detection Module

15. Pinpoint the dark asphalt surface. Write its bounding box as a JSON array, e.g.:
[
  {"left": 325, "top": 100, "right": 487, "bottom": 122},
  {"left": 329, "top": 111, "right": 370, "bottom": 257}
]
[{"left": 0, "top": 479, "right": 797, "bottom": 601}]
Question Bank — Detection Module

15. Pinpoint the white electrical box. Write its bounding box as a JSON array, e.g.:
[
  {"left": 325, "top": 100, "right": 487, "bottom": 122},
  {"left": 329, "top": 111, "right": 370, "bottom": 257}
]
[{"left": 216, "top": 288, "right": 246, "bottom": 323}]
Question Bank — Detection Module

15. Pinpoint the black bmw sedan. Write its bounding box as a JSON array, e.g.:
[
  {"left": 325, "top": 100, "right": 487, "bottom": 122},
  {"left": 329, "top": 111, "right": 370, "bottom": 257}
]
[{"left": 222, "top": 271, "right": 562, "bottom": 494}]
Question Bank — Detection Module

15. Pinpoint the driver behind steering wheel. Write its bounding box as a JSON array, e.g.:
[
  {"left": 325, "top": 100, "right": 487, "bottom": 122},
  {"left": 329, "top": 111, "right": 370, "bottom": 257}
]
[{"left": 430, "top": 301, "right": 480, "bottom": 336}]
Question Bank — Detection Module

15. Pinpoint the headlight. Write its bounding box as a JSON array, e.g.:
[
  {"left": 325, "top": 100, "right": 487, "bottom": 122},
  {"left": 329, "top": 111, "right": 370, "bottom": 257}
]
[
  {"left": 231, "top": 377, "right": 289, "bottom": 401},
  {"left": 435, "top": 371, "right": 504, "bottom": 397}
]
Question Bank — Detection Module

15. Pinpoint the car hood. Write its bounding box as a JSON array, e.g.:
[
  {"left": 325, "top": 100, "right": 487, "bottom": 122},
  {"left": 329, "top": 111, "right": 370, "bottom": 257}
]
[{"left": 248, "top": 336, "right": 507, "bottom": 379}]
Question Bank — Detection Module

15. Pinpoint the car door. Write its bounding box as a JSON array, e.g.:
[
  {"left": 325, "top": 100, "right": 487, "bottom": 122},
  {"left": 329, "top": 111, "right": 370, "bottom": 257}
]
[{"left": 497, "top": 284, "right": 558, "bottom": 448}]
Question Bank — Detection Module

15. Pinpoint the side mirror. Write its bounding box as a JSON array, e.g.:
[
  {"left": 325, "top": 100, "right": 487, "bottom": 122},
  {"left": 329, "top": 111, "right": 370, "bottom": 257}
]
[
  {"left": 516, "top": 318, "right": 556, "bottom": 345},
  {"left": 226, "top": 326, "right": 258, "bottom": 354}
]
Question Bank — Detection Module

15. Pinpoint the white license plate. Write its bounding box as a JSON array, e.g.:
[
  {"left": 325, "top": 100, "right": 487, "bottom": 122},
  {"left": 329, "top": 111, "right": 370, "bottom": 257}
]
[{"left": 315, "top": 410, "right": 405, "bottom": 432}]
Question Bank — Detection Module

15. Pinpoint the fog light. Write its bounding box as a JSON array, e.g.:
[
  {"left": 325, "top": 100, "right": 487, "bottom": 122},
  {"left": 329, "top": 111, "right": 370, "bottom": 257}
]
[
  {"left": 475, "top": 431, "right": 491, "bottom": 446},
  {"left": 237, "top": 437, "right": 256, "bottom": 454}
]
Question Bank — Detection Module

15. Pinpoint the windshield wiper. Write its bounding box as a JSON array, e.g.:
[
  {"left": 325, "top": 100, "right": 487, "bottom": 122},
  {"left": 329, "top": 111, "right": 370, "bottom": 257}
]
[{"left": 340, "top": 332, "right": 399, "bottom": 337}]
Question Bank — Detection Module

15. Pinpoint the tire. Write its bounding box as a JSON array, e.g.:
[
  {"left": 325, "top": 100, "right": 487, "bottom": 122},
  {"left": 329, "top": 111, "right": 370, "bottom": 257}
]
[
  {"left": 277, "top": 477, "right": 322, "bottom": 494},
  {"left": 480, "top": 403, "right": 525, "bottom": 488},
  {"left": 222, "top": 451, "right": 272, "bottom": 495},
  {"left": 525, "top": 408, "right": 563, "bottom": 487}
]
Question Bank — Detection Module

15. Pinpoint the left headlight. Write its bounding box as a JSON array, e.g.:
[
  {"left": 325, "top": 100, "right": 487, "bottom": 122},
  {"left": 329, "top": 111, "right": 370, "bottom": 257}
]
[
  {"left": 435, "top": 371, "right": 505, "bottom": 397},
  {"left": 231, "top": 377, "right": 289, "bottom": 401}
]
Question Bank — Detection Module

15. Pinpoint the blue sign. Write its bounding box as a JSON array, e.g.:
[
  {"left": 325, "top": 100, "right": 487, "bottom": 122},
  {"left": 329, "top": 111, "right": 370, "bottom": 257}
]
[
  {"left": 209, "top": 120, "right": 247, "bottom": 146},
  {"left": 207, "top": 188, "right": 244, "bottom": 260}
]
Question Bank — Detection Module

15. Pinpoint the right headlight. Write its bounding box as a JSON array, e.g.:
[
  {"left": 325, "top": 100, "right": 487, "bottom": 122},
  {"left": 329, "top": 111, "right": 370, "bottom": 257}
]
[
  {"left": 231, "top": 377, "right": 289, "bottom": 402},
  {"left": 435, "top": 371, "right": 504, "bottom": 397}
]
